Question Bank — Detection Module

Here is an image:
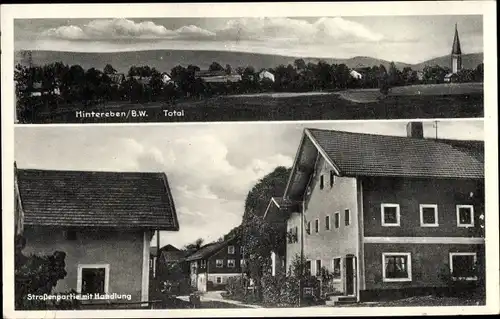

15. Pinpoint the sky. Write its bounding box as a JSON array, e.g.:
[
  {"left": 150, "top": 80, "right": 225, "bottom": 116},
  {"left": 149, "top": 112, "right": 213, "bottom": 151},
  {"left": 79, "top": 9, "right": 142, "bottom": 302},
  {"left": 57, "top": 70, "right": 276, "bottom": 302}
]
[
  {"left": 14, "top": 15, "right": 483, "bottom": 64},
  {"left": 14, "top": 120, "right": 483, "bottom": 249}
]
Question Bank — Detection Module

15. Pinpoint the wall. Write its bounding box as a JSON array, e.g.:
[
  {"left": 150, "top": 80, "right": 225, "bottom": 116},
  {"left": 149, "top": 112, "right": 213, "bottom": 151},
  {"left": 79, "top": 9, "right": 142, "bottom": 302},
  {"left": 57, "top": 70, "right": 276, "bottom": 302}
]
[
  {"left": 286, "top": 155, "right": 359, "bottom": 294},
  {"left": 23, "top": 227, "right": 145, "bottom": 302},
  {"left": 363, "top": 243, "right": 485, "bottom": 291},
  {"left": 362, "top": 177, "right": 484, "bottom": 238}
]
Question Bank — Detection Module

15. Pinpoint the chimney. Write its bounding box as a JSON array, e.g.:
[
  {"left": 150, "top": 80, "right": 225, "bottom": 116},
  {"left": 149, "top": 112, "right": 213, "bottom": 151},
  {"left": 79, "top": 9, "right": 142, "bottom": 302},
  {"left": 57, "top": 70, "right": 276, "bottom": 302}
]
[{"left": 406, "top": 122, "right": 424, "bottom": 139}]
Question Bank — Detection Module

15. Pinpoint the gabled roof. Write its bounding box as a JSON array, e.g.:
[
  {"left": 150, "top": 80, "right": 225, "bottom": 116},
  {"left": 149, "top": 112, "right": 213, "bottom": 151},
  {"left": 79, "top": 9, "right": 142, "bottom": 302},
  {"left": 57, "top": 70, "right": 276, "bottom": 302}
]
[
  {"left": 452, "top": 24, "right": 462, "bottom": 55},
  {"left": 284, "top": 128, "right": 484, "bottom": 201},
  {"left": 185, "top": 238, "right": 237, "bottom": 261},
  {"left": 16, "top": 169, "right": 179, "bottom": 230},
  {"left": 305, "top": 128, "right": 484, "bottom": 179}
]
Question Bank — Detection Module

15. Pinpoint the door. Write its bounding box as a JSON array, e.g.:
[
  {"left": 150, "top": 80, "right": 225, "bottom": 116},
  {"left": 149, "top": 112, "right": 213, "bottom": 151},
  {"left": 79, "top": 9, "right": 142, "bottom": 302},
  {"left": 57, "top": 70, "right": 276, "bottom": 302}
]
[{"left": 345, "top": 256, "right": 356, "bottom": 296}]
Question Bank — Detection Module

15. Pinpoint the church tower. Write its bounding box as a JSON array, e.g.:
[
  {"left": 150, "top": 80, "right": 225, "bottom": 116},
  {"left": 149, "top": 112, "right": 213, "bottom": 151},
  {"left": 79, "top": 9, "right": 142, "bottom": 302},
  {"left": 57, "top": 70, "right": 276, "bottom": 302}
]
[{"left": 451, "top": 23, "right": 462, "bottom": 74}]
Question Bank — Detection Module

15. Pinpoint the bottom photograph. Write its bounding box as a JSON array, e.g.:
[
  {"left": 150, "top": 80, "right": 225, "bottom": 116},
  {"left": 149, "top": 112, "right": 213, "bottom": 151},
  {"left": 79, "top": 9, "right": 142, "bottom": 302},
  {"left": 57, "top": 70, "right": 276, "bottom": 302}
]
[{"left": 13, "top": 119, "right": 485, "bottom": 310}]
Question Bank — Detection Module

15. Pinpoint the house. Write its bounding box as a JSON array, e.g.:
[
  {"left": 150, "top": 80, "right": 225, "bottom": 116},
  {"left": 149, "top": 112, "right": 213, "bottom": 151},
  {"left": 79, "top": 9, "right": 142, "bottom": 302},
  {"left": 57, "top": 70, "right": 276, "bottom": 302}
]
[
  {"left": 444, "top": 73, "right": 459, "bottom": 83},
  {"left": 195, "top": 70, "right": 242, "bottom": 83},
  {"left": 108, "top": 73, "right": 126, "bottom": 86},
  {"left": 30, "top": 82, "right": 61, "bottom": 97},
  {"left": 263, "top": 197, "right": 288, "bottom": 276},
  {"left": 15, "top": 168, "right": 180, "bottom": 307},
  {"left": 161, "top": 73, "right": 173, "bottom": 85},
  {"left": 131, "top": 76, "right": 152, "bottom": 86},
  {"left": 259, "top": 70, "right": 275, "bottom": 82},
  {"left": 150, "top": 244, "right": 186, "bottom": 279},
  {"left": 265, "top": 122, "right": 484, "bottom": 302},
  {"left": 185, "top": 238, "right": 245, "bottom": 292},
  {"left": 349, "top": 70, "right": 363, "bottom": 80}
]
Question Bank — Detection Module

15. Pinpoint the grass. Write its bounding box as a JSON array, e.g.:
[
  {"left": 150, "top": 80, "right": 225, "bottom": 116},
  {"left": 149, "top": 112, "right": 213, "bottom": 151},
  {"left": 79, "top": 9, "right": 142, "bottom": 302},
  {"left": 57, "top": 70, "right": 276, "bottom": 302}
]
[{"left": 22, "top": 83, "right": 483, "bottom": 123}]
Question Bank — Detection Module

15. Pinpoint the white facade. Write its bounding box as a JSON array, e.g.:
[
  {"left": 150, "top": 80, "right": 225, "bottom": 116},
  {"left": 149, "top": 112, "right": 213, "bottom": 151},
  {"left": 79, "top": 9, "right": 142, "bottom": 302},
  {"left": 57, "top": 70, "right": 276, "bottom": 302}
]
[
  {"left": 350, "top": 70, "right": 363, "bottom": 80},
  {"left": 259, "top": 70, "right": 275, "bottom": 82}
]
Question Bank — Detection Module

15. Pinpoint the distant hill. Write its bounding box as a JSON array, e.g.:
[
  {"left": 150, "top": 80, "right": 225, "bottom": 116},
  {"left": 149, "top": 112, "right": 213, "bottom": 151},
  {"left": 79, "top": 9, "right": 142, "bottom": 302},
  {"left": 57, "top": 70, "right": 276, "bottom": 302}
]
[
  {"left": 412, "top": 53, "right": 483, "bottom": 71},
  {"left": 14, "top": 50, "right": 482, "bottom": 74}
]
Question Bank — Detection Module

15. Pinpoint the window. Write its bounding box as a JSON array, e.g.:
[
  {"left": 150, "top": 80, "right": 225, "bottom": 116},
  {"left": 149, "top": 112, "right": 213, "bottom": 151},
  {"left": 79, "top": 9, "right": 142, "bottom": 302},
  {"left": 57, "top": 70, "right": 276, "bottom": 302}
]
[
  {"left": 382, "top": 253, "right": 412, "bottom": 282},
  {"left": 216, "top": 276, "right": 222, "bottom": 284},
  {"left": 420, "top": 204, "right": 439, "bottom": 227},
  {"left": 456, "top": 205, "right": 474, "bottom": 227},
  {"left": 334, "top": 212, "right": 340, "bottom": 229},
  {"left": 449, "top": 252, "right": 477, "bottom": 281},
  {"left": 228, "top": 245, "right": 235, "bottom": 254},
  {"left": 381, "top": 204, "right": 400, "bottom": 226},
  {"left": 314, "top": 219, "right": 320, "bottom": 233},
  {"left": 315, "top": 260, "right": 322, "bottom": 276},
  {"left": 305, "top": 260, "right": 312, "bottom": 276},
  {"left": 306, "top": 221, "right": 311, "bottom": 235},
  {"left": 240, "top": 259, "right": 246, "bottom": 267},
  {"left": 345, "top": 209, "right": 351, "bottom": 226},
  {"left": 227, "top": 259, "right": 235, "bottom": 268},
  {"left": 320, "top": 175, "right": 324, "bottom": 190},
  {"left": 65, "top": 230, "right": 77, "bottom": 241},
  {"left": 325, "top": 215, "right": 331, "bottom": 230},
  {"left": 77, "top": 264, "right": 109, "bottom": 294},
  {"left": 200, "top": 260, "right": 207, "bottom": 268},
  {"left": 330, "top": 170, "right": 336, "bottom": 187},
  {"left": 332, "top": 258, "right": 342, "bottom": 281},
  {"left": 216, "top": 259, "right": 224, "bottom": 268}
]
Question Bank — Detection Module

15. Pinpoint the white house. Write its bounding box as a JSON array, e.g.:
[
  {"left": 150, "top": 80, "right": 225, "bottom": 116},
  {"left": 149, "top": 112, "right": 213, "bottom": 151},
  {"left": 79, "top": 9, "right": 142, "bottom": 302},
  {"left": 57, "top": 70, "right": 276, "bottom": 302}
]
[
  {"left": 349, "top": 70, "right": 363, "bottom": 80},
  {"left": 259, "top": 70, "right": 275, "bottom": 82}
]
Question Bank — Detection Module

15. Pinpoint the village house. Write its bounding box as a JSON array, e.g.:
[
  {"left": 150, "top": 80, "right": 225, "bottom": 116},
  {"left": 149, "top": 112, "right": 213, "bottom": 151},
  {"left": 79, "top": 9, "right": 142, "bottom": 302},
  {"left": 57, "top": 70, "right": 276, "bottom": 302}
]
[
  {"left": 265, "top": 123, "right": 484, "bottom": 303},
  {"left": 186, "top": 238, "right": 245, "bottom": 292},
  {"left": 195, "top": 70, "right": 242, "bottom": 83},
  {"left": 150, "top": 244, "right": 186, "bottom": 279},
  {"left": 14, "top": 167, "right": 180, "bottom": 308},
  {"left": 259, "top": 70, "right": 275, "bottom": 82},
  {"left": 108, "top": 73, "right": 126, "bottom": 87},
  {"left": 444, "top": 24, "right": 463, "bottom": 83},
  {"left": 29, "top": 81, "right": 61, "bottom": 97},
  {"left": 349, "top": 70, "right": 363, "bottom": 80}
]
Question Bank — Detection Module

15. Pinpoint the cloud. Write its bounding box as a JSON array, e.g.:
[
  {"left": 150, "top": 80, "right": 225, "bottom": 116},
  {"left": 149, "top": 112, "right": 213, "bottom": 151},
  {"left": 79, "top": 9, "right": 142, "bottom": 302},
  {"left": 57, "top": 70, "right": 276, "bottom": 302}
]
[
  {"left": 39, "top": 17, "right": 383, "bottom": 45},
  {"left": 41, "top": 18, "right": 215, "bottom": 41},
  {"left": 215, "top": 17, "right": 384, "bottom": 43}
]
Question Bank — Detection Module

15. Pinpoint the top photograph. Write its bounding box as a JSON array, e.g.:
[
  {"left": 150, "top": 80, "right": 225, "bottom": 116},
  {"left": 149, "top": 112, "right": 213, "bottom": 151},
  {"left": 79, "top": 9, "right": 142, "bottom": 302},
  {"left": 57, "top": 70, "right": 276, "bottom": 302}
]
[{"left": 13, "top": 15, "right": 484, "bottom": 124}]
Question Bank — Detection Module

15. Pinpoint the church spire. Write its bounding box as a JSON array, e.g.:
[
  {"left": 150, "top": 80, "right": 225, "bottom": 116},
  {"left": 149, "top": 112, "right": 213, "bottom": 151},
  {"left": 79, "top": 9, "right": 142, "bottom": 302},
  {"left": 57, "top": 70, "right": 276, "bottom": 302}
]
[{"left": 452, "top": 23, "right": 462, "bottom": 55}]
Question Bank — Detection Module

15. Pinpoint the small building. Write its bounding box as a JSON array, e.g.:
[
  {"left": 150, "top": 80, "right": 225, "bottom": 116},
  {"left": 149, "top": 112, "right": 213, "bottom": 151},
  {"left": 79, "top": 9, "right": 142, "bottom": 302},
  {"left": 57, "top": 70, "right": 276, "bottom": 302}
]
[
  {"left": 185, "top": 238, "right": 245, "bottom": 292},
  {"left": 195, "top": 70, "right": 242, "bottom": 83},
  {"left": 349, "top": 70, "right": 363, "bottom": 80},
  {"left": 267, "top": 122, "right": 484, "bottom": 302},
  {"left": 444, "top": 73, "right": 459, "bottom": 83},
  {"left": 15, "top": 168, "right": 180, "bottom": 307},
  {"left": 259, "top": 70, "right": 275, "bottom": 82},
  {"left": 108, "top": 73, "right": 126, "bottom": 86},
  {"left": 150, "top": 244, "right": 186, "bottom": 279},
  {"left": 30, "top": 82, "right": 61, "bottom": 97},
  {"left": 161, "top": 73, "right": 173, "bottom": 85},
  {"left": 131, "top": 76, "right": 152, "bottom": 86}
]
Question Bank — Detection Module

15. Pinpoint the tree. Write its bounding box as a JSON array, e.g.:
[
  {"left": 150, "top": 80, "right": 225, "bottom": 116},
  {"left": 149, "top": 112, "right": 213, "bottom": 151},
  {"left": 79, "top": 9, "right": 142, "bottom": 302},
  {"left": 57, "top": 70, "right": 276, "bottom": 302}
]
[
  {"left": 183, "top": 238, "right": 205, "bottom": 256},
  {"left": 294, "top": 58, "right": 307, "bottom": 72},
  {"left": 103, "top": 64, "right": 117, "bottom": 75},
  {"left": 239, "top": 166, "right": 292, "bottom": 301},
  {"left": 209, "top": 62, "right": 224, "bottom": 72},
  {"left": 15, "top": 235, "right": 77, "bottom": 310},
  {"left": 225, "top": 64, "right": 232, "bottom": 75},
  {"left": 387, "top": 62, "right": 401, "bottom": 88},
  {"left": 474, "top": 63, "right": 484, "bottom": 82},
  {"left": 378, "top": 64, "right": 390, "bottom": 96}
]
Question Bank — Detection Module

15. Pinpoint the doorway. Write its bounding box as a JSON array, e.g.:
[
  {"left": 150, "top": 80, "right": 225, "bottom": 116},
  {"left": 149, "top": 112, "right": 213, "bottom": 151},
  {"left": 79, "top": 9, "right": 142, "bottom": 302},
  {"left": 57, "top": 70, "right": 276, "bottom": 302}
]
[{"left": 345, "top": 255, "right": 356, "bottom": 296}]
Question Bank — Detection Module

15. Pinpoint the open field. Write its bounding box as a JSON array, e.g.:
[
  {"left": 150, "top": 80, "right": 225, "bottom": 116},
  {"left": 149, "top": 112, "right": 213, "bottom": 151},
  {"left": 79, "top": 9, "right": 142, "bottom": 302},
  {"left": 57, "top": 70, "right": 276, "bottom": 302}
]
[{"left": 24, "top": 83, "right": 483, "bottom": 123}]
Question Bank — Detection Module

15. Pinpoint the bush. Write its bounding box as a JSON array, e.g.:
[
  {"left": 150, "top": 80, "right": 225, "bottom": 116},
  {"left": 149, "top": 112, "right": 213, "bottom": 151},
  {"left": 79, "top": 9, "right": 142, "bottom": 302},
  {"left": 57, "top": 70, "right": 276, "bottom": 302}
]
[{"left": 224, "top": 276, "right": 248, "bottom": 300}]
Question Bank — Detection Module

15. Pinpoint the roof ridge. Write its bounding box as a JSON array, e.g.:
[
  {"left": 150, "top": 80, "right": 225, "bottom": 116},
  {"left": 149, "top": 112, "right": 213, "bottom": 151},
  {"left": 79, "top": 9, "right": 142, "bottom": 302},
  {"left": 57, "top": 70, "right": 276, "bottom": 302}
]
[
  {"left": 305, "top": 128, "right": 483, "bottom": 144},
  {"left": 16, "top": 168, "right": 165, "bottom": 175}
]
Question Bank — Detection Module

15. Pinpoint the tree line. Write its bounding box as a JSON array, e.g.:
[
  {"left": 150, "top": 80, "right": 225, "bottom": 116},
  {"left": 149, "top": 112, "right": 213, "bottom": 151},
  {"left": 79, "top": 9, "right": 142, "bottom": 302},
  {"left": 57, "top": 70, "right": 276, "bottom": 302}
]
[{"left": 15, "top": 58, "right": 484, "bottom": 116}]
